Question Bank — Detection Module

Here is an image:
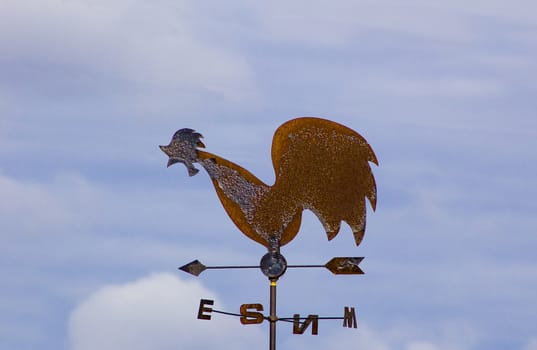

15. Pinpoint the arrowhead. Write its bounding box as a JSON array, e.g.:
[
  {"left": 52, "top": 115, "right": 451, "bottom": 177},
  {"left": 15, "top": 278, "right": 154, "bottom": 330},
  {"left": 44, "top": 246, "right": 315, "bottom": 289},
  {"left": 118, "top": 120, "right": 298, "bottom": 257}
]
[
  {"left": 179, "top": 260, "right": 207, "bottom": 276},
  {"left": 325, "top": 257, "right": 364, "bottom": 275}
]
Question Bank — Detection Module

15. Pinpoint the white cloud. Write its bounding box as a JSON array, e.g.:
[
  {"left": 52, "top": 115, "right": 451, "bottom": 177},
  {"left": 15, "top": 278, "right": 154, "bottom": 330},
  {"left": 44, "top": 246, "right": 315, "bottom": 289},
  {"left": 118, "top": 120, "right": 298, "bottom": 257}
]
[
  {"left": 68, "top": 273, "right": 264, "bottom": 350},
  {"left": 66, "top": 272, "right": 473, "bottom": 350},
  {"left": 248, "top": 0, "right": 537, "bottom": 46},
  {"left": 249, "top": 1, "right": 469, "bottom": 45},
  {"left": 280, "top": 320, "right": 480, "bottom": 350},
  {"left": 315, "top": 325, "right": 392, "bottom": 350},
  {"left": 0, "top": 171, "right": 72, "bottom": 234},
  {"left": 0, "top": 170, "right": 142, "bottom": 239},
  {"left": 0, "top": 168, "right": 202, "bottom": 236},
  {"left": 68, "top": 274, "right": 481, "bottom": 350},
  {"left": 366, "top": 76, "right": 504, "bottom": 98},
  {"left": 0, "top": 167, "right": 262, "bottom": 274},
  {"left": 435, "top": 0, "right": 537, "bottom": 26},
  {"left": 525, "top": 338, "right": 537, "bottom": 350},
  {"left": 0, "top": 0, "right": 254, "bottom": 101},
  {"left": 406, "top": 342, "right": 441, "bottom": 350}
]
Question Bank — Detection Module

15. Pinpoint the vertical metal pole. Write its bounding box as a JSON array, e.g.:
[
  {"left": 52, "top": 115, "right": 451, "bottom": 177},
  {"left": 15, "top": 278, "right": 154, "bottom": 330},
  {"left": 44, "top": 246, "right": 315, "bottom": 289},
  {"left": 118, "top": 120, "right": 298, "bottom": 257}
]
[{"left": 269, "top": 278, "right": 277, "bottom": 350}]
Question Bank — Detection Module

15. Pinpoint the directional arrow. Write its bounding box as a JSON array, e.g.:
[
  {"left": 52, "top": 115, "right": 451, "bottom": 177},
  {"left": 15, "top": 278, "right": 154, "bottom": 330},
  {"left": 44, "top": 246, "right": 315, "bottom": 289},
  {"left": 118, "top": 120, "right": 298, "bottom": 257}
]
[
  {"left": 324, "top": 257, "right": 364, "bottom": 275},
  {"left": 179, "top": 260, "right": 260, "bottom": 276},
  {"left": 179, "top": 257, "right": 364, "bottom": 276},
  {"left": 179, "top": 260, "right": 207, "bottom": 276}
]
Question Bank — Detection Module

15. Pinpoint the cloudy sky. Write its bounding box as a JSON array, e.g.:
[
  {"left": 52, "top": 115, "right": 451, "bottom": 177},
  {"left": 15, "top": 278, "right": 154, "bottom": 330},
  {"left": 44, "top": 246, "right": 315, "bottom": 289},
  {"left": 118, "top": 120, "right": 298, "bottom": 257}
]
[{"left": 1, "top": 1, "right": 536, "bottom": 349}]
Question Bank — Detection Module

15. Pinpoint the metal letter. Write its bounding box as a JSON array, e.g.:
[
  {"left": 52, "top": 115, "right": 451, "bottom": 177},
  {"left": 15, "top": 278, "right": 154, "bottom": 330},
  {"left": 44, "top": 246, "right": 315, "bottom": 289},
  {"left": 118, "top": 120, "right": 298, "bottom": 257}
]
[
  {"left": 197, "top": 299, "right": 214, "bottom": 320},
  {"left": 293, "top": 314, "right": 319, "bottom": 335},
  {"left": 240, "top": 303, "right": 265, "bottom": 324},
  {"left": 343, "top": 307, "right": 357, "bottom": 328}
]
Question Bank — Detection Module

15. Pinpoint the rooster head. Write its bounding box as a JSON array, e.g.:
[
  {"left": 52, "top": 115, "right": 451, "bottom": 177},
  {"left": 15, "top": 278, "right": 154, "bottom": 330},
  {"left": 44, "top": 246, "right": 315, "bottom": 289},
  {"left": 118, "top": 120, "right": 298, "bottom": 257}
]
[{"left": 159, "top": 128, "right": 205, "bottom": 176}]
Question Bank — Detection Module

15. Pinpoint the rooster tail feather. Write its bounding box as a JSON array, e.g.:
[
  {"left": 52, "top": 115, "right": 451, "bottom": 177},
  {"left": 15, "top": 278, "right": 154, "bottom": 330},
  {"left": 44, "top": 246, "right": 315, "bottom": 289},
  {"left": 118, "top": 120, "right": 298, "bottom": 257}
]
[
  {"left": 365, "top": 167, "right": 378, "bottom": 211},
  {"left": 271, "top": 117, "right": 378, "bottom": 246}
]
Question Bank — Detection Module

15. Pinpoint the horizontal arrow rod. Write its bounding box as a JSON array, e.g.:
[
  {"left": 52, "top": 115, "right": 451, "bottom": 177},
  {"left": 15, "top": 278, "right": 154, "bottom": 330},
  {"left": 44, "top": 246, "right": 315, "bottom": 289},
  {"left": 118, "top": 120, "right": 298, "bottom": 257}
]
[
  {"left": 208, "top": 308, "right": 346, "bottom": 322},
  {"left": 179, "top": 257, "right": 364, "bottom": 276},
  {"left": 211, "top": 309, "right": 244, "bottom": 317},
  {"left": 207, "top": 264, "right": 326, "bottom": 269},
  {"left": 278, "top": 316, "right": 344, "bottom": 322},
  {"left": 206, "top": 265, "right": 259, "bottom": 269}
]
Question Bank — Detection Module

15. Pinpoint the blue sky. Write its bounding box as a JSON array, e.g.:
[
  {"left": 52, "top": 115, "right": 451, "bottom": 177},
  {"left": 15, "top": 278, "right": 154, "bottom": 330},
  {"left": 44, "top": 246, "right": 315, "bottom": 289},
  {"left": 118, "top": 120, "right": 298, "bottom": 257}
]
[{"left": 1, "top": 1, "right": 536, "bottom": 349}]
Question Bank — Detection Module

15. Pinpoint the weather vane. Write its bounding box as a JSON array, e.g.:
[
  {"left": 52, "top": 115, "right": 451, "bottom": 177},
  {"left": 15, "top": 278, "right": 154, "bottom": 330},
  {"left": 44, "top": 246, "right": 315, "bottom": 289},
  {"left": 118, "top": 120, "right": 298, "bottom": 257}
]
[{"left": 160, "top": 117, "right": 378, "bottom": 349}]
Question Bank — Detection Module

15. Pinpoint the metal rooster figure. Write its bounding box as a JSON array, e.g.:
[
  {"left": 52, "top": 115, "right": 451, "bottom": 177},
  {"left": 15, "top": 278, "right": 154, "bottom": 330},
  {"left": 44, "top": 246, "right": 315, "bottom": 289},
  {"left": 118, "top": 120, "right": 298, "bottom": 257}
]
[{"left": 160, "top": 117, "right": 378, "bottom": 253}]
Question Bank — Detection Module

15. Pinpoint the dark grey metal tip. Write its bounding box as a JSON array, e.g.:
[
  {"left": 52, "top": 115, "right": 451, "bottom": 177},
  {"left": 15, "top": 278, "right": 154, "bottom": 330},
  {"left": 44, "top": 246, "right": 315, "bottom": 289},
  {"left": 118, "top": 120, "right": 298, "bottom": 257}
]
[{"left": 179, "top": 259, "right": 207, "bottom": 276}]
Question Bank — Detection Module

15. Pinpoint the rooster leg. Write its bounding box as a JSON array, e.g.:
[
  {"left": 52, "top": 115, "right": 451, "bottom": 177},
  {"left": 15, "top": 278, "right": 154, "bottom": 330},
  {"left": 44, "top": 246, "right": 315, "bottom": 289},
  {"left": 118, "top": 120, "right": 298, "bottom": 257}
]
[{"left": 267, "top": 237, "right": 281, "bottom": 254}]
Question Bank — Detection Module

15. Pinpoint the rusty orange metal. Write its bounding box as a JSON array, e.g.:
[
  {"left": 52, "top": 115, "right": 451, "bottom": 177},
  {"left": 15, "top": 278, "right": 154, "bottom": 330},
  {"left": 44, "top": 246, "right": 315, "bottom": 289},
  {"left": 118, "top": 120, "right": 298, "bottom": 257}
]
[{"left": 161, "top": 117, "right": 377, "bottom": 250}]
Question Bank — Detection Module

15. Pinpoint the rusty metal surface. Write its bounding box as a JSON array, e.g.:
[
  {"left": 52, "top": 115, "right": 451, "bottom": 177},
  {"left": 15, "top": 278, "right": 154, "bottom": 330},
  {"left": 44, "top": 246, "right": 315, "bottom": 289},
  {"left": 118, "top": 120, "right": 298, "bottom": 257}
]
[
  {"left": 161, "top": 117, "right": 377, "bottom": 250},
  {"left": 197, "top": 299, "right": 214, "bottom": 320},
  {"left": 239, "top": 304, "right": 265, "bottom": 325},
  {"left": 325, "top": 257, "right": 365, "bottom": 275},
  {"left": 292, "top": 314, "right": 319, "bottom": 335}
]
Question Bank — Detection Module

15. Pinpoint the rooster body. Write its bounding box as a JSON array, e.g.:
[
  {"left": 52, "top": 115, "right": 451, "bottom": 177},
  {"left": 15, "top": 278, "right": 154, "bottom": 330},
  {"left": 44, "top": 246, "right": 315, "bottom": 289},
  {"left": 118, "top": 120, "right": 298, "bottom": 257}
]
[{"left": 161, "top": 117, "right": 377, "bottom": 251}]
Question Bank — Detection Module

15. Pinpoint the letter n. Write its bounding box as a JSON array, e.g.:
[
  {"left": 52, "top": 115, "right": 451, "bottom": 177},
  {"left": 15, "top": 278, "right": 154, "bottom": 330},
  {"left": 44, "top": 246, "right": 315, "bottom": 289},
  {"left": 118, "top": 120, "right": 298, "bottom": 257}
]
[
  {"left": 293, "top": 314, "right": 319, "bottom": 335},
  {"left": 343, "top": 306, "right": 357, "bottom": 328}
]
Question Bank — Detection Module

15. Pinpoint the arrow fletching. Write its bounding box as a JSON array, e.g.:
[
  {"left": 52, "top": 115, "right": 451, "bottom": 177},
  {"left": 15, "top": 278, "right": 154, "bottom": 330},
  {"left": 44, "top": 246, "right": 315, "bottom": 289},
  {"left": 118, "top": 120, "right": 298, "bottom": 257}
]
[{"left": 324, "top": 257, "right": 364, "bottom": 275}]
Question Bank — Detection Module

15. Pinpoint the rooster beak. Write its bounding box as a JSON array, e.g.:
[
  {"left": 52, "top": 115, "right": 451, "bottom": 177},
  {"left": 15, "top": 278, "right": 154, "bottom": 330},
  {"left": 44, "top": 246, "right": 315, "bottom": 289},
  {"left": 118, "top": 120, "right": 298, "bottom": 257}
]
[
  {"left": 160, "top": 145, "right": 175, "bottom": 167},
  {"left": 197, "top": 140, "right": 206, "bottom": 148}
]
